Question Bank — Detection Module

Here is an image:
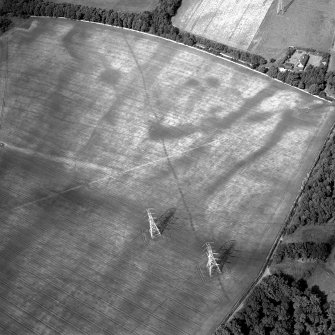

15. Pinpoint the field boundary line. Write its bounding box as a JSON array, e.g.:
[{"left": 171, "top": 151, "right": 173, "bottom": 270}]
[
  {"left": 29, "top": 16, "right": 334, "bottom": 104},
  {"left": 5, "top": 142, "right": 113, "bottom": 174},
  {"left": 247, "top": 0, "right": 276, "bottom": 52}
]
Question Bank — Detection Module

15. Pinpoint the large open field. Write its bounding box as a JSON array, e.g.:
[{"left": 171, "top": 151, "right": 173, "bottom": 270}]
[
  {"left": 0, "top": 18, "right": 334, "bottom": 335},
  {"left": 172, "top": 0, "right": 275, "bottom": 50},
  {"left": 249, "top": 0, "right": 335, "bottom": 59},
  {"left": 51, "top": 0, "right": 159, "bottom": 12}
]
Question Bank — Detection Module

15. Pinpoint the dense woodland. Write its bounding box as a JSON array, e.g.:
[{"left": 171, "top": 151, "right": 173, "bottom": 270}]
[
  {"left": 327, "top": 72, "right": 335, "bottom": 96},
  {"left": 0, "top": 15, "right": 12, "bottom": 32},
  {"left": 0, "top": 0, "right": 267, "bottom": 68},
  {"left": 277, "top": 48, "right": 331, "bottom": 98},
  {"left": 267, "top": 63, "right": 331, "bottom": 98},
  {"left": 286, "top": 133, "right": 335, "bottom": 234},
  {"left": 273, "top": 241, "right": 332, "bottom": 263},
  {"left": 216, "top": 274, "right": 335, "bottom": 335},
  {"left": 231, "top": 130, "right": 335, "bottom": 333}
]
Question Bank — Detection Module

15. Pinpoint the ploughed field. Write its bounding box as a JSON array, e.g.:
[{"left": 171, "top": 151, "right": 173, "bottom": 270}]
[{"left": 0, "top": 18, "right": 334, "bottom": 335}]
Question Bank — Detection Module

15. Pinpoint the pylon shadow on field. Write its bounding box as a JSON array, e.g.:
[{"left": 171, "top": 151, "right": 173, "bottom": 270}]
[
  {"left": 217, "top": 240, "right": 237, "bottom": 272},
  {"left": 283, "top": 0, "right": 295, "bottom": 12},
  {"left": 156, "top": 207, "right": 177, "bottom": 235}
]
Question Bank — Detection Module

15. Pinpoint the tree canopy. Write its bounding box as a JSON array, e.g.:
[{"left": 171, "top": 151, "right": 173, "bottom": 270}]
[
  {"left": 0, "top": 16, "right": 12, "bottom": 32},
  {"left": 216, "top": 274, "right": 335, "bottom": 335}
]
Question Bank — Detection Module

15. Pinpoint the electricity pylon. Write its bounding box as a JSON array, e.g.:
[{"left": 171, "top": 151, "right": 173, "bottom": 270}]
[
  {"left": 277, "top": 0, "right": 284, "bottom": 14},
  {"left": 146, "top": 208, "right": 161, "bottom": 239},
  {"left": 204, "top": 242, "right": 221, "bottom": 277}
]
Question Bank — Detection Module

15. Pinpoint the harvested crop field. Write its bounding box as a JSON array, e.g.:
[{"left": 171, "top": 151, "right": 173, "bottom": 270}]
[
  {"left": 249, "top": 0, "right": 335, "bottom": 59},
  {"left": 51, "top": 0, "right": 159, "bottom": 12},
  {"left": 172, "top": 0, "right": 274, "bottom": 50},
  {"left": 0, "top": 17, "right": 334, "bottom": 335}
]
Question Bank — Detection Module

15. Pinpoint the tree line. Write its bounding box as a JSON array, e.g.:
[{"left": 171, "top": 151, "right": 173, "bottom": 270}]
[
  {"left": 327, "top": 71, "right": 335, "bottom": 96},
  {"left": 266, "top": 63, "right": 330, "bottom": 98},
  {"left": 0, "top": 0, "right": 267, "bottom": 68},
  {"left": 216, "top": 273, "right": 335, "bottom": 335},
  {"left": 192, "top": 36, "right": 267, "bottom": 69},
  {"left": 0, "top": 16, "right": 12, "bottom": 33},
  {"left": 2, "top": 0, "right": 333, "bottom": 97},
  {"left": 273, "top": 241, "right": 332, "bottom": 263},
  {"left": 263, "top": 47, "right": 333, "bottom": 98},
  {"left": 286, "top": 133, "right": 335, "bottom": 234}
]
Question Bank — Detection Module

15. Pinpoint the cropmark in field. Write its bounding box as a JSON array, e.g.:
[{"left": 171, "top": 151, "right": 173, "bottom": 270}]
[
  {"left": 0, "top": 17, "right": 334, "bottom": 335},
  {"left": 172, "top": 0, "right": 274, "bottom": 50}
]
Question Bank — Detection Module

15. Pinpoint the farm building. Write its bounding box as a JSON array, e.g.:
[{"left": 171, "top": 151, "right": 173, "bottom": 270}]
[
  {"left": 297, "top": 53, "right": 309, "bottom": 69},
  {"left": 286, "top": 50, "right": 311, "bottom": 71}
]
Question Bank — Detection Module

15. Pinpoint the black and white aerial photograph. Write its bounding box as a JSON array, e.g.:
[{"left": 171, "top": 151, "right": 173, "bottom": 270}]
[{"left": 1, "top": 0, "right": 335, "bottom": 334}]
